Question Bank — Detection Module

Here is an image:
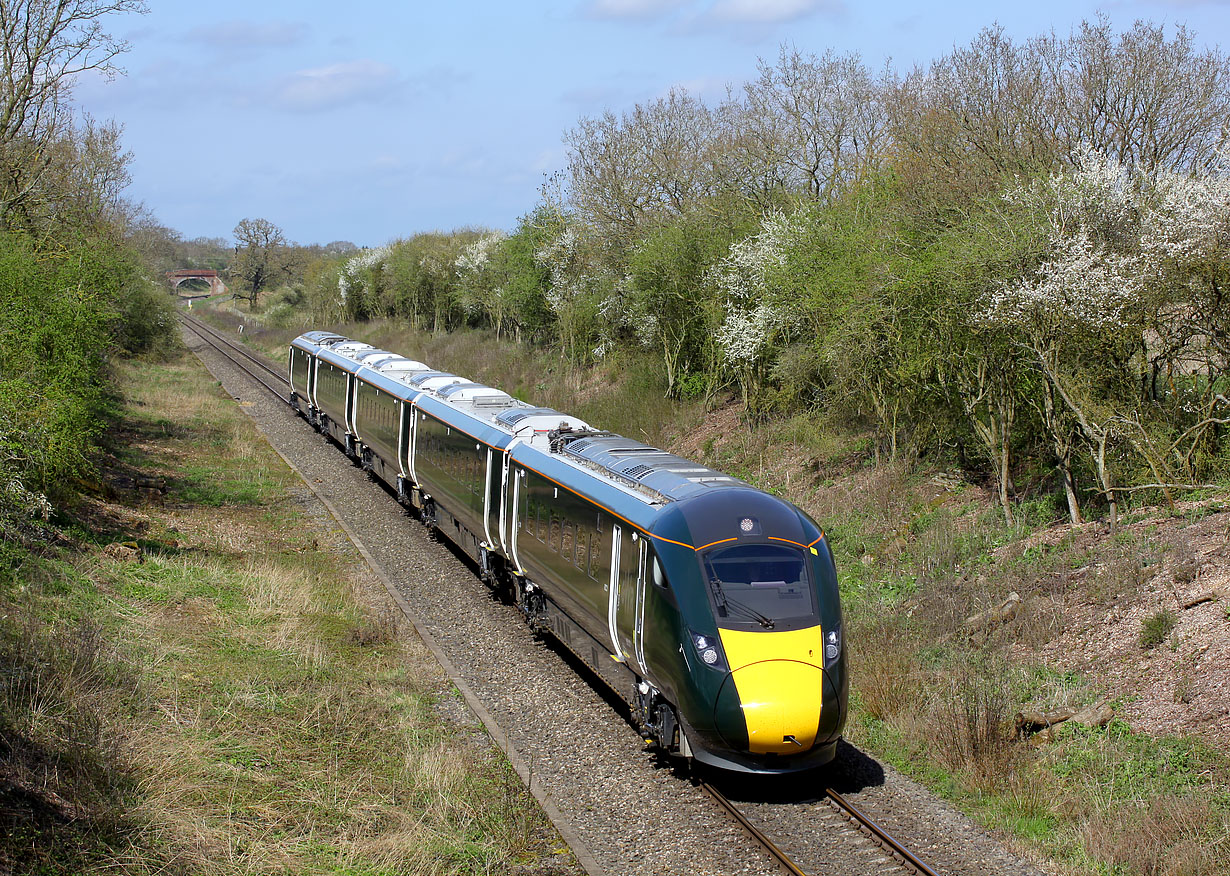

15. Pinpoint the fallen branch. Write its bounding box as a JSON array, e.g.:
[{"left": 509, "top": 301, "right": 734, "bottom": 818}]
[
  {"left": 1016, "top": 702, "right": 1114, "bottom": 737},
  {"left": 1183, "top": 587, "right": 1228, "bottom": 610},
  {"left": 963, "top": 591, "right": 1021, "bottom": 633}
]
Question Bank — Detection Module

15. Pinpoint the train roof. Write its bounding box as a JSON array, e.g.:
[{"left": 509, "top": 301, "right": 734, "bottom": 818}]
[
  {"left": 293, "top": 330, "right": 745, "bottom": 507},
  {"left": 534, "top": 432, "right": 744, "bottom": 505},
  {"left": 291, "top": 331, "right": 348, "bottom": 353}
]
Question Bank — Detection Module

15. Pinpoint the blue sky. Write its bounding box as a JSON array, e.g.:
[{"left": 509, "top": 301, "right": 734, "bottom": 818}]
[{"left": 75, "top": 0, "right": 1230, "bottom": 248}]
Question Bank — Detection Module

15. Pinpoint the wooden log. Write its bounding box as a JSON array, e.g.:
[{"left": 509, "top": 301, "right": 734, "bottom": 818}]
[
  {"left": 1183, "top": 587, "right": 1227, "bottom": 610},
  {"left": 1016, "top": 702, "right": 1114, "bottom": 737},
  {"left": 1070, "top": 702, "right": 1114, "bottom": 728},
  {"left": 964, "top": 591, "right": 1022, "bottom": 633},
  {"left": 1015, "top": 707, "right": 1075, "bottom": 735}
]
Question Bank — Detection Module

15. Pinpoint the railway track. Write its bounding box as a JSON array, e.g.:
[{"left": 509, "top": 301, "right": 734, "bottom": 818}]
[
  {"left": 183, "top": 312, "right": 945, "bottom": 876},
  {"left": 700, "top": 779, "right": 942, "bottom": 876},
  {"left": 177, "top": 312, "right": 290, "bottom": 400}
]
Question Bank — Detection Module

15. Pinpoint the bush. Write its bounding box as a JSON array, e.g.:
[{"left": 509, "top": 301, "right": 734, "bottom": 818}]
[
  {"left": 0, "top": 230, "right": 170, "bottom": 530},
  {"left": 1139, "top": 609, "right": 1178, "bottom": 649},
  {"left": 932, "top": 658, "right": 1018, "bottom": 785}
]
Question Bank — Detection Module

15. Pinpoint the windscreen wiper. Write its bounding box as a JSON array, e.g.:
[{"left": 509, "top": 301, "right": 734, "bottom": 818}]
[{"left": 709, "top": 578, "right": 775, "bottom": 629}]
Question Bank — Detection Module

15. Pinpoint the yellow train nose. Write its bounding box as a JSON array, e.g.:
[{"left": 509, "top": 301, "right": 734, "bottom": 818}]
[
  {"left": 718, "top": 626, "right": 825, "bottom": 755},
  {"left": 731, "top": 660, "right": 823, "bottom": 754}
]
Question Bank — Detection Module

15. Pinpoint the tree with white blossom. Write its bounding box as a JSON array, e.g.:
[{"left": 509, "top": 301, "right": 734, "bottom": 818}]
[
  {"left": 982, "top": 150, "right": 1156, "bottom": 525},
  {"left": 337, "top": 245, "right": 391, "bottom": 320},
  {"left": 710, "top": 212, "right": 796, "bottom": 413}
]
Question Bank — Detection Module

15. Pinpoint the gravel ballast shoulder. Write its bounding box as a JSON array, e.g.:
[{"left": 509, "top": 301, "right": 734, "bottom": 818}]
[{"left": 187, "top": 329, "right": 1053, "bottom": 876}]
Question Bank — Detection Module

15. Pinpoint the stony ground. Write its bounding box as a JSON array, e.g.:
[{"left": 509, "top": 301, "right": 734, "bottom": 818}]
[{"left": 1015, "top": 506, "right": 1230, "bottom": 741}]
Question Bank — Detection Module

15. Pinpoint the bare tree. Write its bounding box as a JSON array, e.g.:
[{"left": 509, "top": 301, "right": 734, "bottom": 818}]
[
  {"left": 0, "top": 0, "right": 147, "bottom": 225},
  {"left": 739, "top": 47, "right": 888, "bottom": 203},
  {"left": 565, "top": 88, "right": 720, "bottom": 246},
  {"left": 1062, "top": 17, "right": 1230, "bottom": 174},
  {"left": 230, "top": 218, "right": 289, "bottom": 306}
]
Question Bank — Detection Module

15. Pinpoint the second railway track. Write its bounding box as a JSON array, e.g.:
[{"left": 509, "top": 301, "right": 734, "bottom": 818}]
[
  {"left": 182, "top": 311, "right": 1042, "bottom": 876},
  {"left": 178, "top": 312, "right": 290, "bottom": 398}
]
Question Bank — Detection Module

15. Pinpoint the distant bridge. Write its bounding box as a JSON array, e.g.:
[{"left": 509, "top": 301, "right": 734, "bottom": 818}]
[{"left": 167, "top": 269, "right": 228, "bottom": 297}]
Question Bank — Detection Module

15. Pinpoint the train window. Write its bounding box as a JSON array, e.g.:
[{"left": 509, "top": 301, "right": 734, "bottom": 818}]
[
  {"left": 588, "top": 529, "right": 604, "bottom": 581},
  {"left": 548, "top": 515, "right": 560, "bottom": 553},
  {"left": 574, "top": 530, "right": 587, "bottom": 569},
  {"left": 536, "top": 503, "right": 546, "bottom": 541},
  {"left": 561, "top": 522, "right": 574, "bottom": 562},
  {"left": 700, "top": 544, "right": 817, "bottom": 629},
  {"left": 652, "top": 555, "right": 669, "bottom": 589}
]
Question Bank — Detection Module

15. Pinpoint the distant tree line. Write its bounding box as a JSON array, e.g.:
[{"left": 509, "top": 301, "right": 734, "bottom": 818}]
[{"left": 297, "top": 17, "right": 1230, "bottom": 526}]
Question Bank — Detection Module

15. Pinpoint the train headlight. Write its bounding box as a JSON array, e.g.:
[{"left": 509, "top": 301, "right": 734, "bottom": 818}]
[
  {"left": 690, "top": 631, "right": 727, "bottom": 671},
  {"left": 824, "top": 627, "right": 842, "bottom": 666}
]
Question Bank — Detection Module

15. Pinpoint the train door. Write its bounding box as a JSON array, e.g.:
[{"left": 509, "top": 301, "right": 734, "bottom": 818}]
[
  {"left": 344, "top": 373, "right": 357, "bottom": 437},
  {"left": 407, "top": 408, "right": 419, "bottom": 482},
  {"left": 607, "top": 526, "right": 625, "bottom": 662},
  {"left": 307, "top": 355, "right": 319, "bottom": 409},
  {"left": 608, "top": 529, "right": 649, "bottom": 671},
  {"left": 396, "top": 401, "right": 409, "bottom": 479},
  {"left": 509, "top": 466, "right": 524, "bottom": 574},
  {"left": 633, "top": 539, "right": 648, "bottom": 670},
  {"left": 497, "top": 452, "right": 511, "bottom": 556},
  {"left": 482, "top": 447, "right": 495, "bottom": 549}
]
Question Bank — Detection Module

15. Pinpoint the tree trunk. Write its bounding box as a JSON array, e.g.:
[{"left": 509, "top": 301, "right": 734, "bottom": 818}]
[{"left": 1042, "top": 381, "right": 1082, "bottom": 524}]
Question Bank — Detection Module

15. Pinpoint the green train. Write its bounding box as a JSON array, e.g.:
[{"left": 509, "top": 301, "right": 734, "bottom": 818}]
[{"left": 289, "top": 331, "right": 847, "bottom": 773}]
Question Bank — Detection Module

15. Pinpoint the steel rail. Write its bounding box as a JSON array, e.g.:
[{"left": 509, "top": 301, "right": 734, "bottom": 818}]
[
  {"left": 176, "top": 314, "right": 291, "bottom": 401},
  {"left": 697, "top": 780, "right": 810, "bottom": 876},
  {"left": 825, "top": 787, "right": 943, "bottom": 876},
  {"left": 178, "top": 312, "right": 289, "bottom": 389}
]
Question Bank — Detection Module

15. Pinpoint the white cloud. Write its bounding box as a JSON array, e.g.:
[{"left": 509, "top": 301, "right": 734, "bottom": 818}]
[
  {"left": 585, "top": 0, "right": 689, "bottom": 20},
  {"left": 186, "top": 20, "right": 309, "bottom": 48},
  {"left": 708, "top": 0, "right": 838, "bottom": 24},
  {"left": 270, "top": 60, "right": 402, "bottom": 112}
]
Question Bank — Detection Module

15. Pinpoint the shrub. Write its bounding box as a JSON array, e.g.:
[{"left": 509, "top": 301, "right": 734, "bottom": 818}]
[
  {"left": 1139, "top": 609, "right": 1177, "bottom": 649},
  {"left": 931, "top": 658, "right": 1018, "bottom": 785}
]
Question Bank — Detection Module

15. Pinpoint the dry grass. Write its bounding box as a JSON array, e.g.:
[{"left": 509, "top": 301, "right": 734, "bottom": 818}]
[
  {"left": 0, "top": 350, "right": 569, "bottom": 875},
  {"left": 1081, "top": 796, "right": 1221, "bottom": 876},
  {"left": 850, "top": 614, "right": 921, "bottom": 723},
  {"left": 928, "top": 660, "right": 1019, "bottom": 788}
]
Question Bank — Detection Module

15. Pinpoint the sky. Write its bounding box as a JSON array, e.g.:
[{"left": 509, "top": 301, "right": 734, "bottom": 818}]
[{"left": 74, "top": 0, "right": 1230, "bottom": 249}]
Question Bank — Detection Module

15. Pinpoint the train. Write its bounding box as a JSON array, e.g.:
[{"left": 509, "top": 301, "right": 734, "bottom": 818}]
[{"left": 287, "top": 331, "right": 847, "bottom": 774}]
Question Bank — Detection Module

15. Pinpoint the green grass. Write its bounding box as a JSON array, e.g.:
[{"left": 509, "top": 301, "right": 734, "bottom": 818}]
[
  {"left": 0, "top": 349, "right": 571, "bottom": 875},
  {"left": 1139, "top": 609, "right": 1178, "bottom": 649}
]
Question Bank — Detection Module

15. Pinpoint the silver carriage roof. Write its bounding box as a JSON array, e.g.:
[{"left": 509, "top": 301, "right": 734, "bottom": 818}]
[{"left": 299, "top": 331, "right": 740, "bottom": 504}]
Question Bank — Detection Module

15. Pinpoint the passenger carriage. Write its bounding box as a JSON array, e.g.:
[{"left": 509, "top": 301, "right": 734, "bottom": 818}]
[{"left": 288, "top": 332, "right": 847, "bottom": 774}]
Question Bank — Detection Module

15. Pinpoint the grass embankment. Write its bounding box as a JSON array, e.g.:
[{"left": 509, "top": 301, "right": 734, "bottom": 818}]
[
  {"left": 211, "top": 301, "right": 1230, "bottom": 875},
  {"left": 711, "top": 445, "right": 1230, "bottom": 876},
  {"left": 0, "top": 346, "right": 571, "bottom": 874}
]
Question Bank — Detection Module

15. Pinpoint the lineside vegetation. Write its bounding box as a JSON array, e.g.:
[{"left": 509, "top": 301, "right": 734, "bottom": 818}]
[
  {"left": 213, "top": 17, "right": 1230, "bottom": 875},
  {"left": 279, "top": 17, "right": 1230, "bottom": 530}
]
